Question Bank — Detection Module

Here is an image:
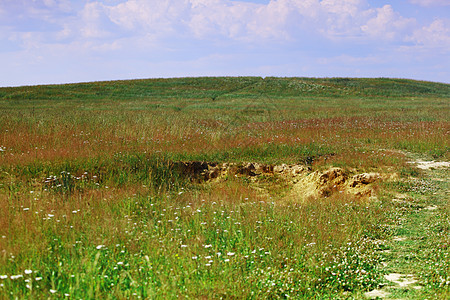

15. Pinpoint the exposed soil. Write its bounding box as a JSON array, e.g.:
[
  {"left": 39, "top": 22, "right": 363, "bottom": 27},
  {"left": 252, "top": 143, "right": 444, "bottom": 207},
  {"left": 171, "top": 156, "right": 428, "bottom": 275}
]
[
  {"left": 364, "top": 273, "right": 421, "bottom": 299},
  {"left": 413, "top": 160, "right": 450, "bottom": 170},
  {"left": 176, "top": 161, "right": 384, "bottom": 201}
]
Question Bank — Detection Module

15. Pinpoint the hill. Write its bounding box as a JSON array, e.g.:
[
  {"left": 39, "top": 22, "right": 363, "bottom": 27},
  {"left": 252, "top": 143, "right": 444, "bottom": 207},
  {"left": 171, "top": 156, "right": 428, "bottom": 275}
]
[
  {"left": 1, "top": 77, "right": 449, "bottom": 100},
  {"left": 0, "top": 77, "right": 449, "bottom": 298}
]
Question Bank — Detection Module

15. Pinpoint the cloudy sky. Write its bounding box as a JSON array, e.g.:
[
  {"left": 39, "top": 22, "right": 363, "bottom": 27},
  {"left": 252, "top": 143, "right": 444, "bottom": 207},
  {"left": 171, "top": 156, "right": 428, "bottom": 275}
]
[{"left": 1, "top": 0, "right": 449, "bottom": 86}]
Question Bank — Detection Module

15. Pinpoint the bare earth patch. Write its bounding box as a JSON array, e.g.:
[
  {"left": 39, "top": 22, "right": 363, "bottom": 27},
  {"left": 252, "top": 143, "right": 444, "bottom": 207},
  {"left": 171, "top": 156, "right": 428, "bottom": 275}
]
[
  {"left": 384, "top": 273, "right": 419, "bottom": 288},
  {"left": 176, "top": 161, "right": 383, "bottom": 201},
  {"left": 424, "top": 205, "right": 438, "bottom": 210},
  {"left": 288, "top": 168, "right": 380, "bottom": 200},
  {"left": 412, "top": 160, "right": 450, "bottom": 170},
  {"left": 364, "top": 273, "right": 422, "bottom": 298},
  {"left": 364, "top": 289, "right": 391, "bottom": 299}
]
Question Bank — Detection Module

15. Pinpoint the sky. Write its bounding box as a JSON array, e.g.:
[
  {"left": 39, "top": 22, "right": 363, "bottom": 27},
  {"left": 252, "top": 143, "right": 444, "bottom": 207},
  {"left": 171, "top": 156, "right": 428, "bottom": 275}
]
[{"left": 0, "top": 0, "right": 449, "bottom": 87}]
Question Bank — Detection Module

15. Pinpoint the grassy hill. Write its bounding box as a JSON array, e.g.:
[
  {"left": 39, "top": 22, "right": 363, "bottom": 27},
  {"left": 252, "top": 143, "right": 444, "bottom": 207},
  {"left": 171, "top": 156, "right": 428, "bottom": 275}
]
[
  {"left": 1, "top": 77, "right": 449, "bottom": 100},
  {"left": 0, "top": 77, "right": 448, "bottom": 298},
  {"left": 0, "top": 77, "right": 448, "bottom": 166}
]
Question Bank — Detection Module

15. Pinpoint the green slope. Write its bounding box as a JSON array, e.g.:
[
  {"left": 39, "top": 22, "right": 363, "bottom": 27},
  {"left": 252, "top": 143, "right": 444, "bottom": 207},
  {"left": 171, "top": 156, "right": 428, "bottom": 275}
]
[{"left": 1, "top": 77, "right": 449, "bottom": 101}]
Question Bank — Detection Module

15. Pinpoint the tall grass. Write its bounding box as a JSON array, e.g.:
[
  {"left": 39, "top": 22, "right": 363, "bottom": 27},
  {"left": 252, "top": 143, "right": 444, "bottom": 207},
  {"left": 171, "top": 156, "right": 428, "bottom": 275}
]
[
  {"left": 0, "top": 77, "right": 448, "bottom": 298},
  {"left": 0, "top": 174, "right": 387, "bottom": 298}
]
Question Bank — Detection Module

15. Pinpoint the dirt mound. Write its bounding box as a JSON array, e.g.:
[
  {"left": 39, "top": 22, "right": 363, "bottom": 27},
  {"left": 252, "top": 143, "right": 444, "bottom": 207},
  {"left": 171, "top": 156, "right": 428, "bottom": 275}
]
[
  {"left": 289, "top": 168, "right": 380, "bottom": 201},
  {"left": 176, "top": 161, "right": 381, "bottom": 201},
  {"left": 175, "top": 161, "right": 310, "bottom": 182}
]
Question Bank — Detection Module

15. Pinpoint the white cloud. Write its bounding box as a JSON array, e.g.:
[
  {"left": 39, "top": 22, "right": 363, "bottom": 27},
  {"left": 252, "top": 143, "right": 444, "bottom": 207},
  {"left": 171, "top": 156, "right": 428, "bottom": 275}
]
[
  {"left": 318, "top": 0, "right": 371, "bottom": 38},
  {"left": 320, "top": 0, "right": 363, "bottom": 17},
  {"left": 360, "top": 5, "right": 415, "bottom": 40},
  {"left": 1, "top": 0, "right": 449, "bottom": 86},
  {"left": 1, "top": 0, "right": 422, "bottom": 46},
  {"left": 188, "top": 0, "right": 254, "bottom": 39},
  {"left": 0, "top": 0, "right": 72, "bottom": 21},
  {"left": 98, "top": 0, "right": 420, "bottom": 43},
  {"left": 411, "top": 19, "right": 450, "bottom": 49},
  {"left": 108, "top": 0, "right": 192, "bottom": 35},
  {"left": 409, "top": 0, "right": 450, "bottom": 6},
  {"left": 80, "top": 2, "right": 113, "bottom": 38}
]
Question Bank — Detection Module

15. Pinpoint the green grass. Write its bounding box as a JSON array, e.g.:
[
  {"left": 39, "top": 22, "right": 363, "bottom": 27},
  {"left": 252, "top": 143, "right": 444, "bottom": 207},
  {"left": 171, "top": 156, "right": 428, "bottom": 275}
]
[
  {"left": 1, "top": 77, "right": 449, "bottom": 100},
  {"left": 375, "top": 166, "right": 449, "bottom": 299},
  {"left": 0, "top": 184, "right": 387, "bottom": 298},
  {"left": 0, "top": 77, "right": 448, "bottom": 298}
]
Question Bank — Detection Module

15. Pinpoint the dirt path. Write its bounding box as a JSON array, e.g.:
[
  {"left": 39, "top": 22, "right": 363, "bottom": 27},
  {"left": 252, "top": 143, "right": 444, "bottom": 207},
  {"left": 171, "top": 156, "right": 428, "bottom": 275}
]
[{"left": 365, "top": 157, "right": 449, "bottom": 299}]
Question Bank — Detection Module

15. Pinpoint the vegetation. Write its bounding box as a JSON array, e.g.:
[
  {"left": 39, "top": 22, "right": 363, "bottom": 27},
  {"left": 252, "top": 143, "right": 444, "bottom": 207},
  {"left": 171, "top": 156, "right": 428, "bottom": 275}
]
[{"left": 0, "top": 77, "right": 448, "bottom": 298}]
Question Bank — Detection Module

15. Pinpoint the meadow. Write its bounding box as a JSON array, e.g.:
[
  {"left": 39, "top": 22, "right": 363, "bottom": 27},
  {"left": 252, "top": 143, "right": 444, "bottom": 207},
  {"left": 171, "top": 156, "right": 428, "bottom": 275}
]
[{"left": 0, "top": 77, "right": 448, "bottom": 298}]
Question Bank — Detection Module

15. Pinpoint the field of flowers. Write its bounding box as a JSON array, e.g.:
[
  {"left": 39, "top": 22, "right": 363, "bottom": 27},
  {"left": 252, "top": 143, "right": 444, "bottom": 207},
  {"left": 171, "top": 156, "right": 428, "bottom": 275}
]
[{"left": 0, "top": 77, "right": 448, "bottom": 298}]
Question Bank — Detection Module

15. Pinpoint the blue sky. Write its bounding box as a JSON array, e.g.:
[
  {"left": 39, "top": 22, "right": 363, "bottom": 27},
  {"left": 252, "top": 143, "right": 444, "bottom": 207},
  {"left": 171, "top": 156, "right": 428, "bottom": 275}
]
[{"left": 0, "top": 0, "right": 449, "bottom": 87}]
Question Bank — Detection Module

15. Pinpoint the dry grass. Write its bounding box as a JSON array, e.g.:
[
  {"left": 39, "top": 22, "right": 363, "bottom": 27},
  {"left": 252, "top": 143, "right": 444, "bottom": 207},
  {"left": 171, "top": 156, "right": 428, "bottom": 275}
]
[{"left": 0, "top": 77, "right": 448, "bottom": 298}]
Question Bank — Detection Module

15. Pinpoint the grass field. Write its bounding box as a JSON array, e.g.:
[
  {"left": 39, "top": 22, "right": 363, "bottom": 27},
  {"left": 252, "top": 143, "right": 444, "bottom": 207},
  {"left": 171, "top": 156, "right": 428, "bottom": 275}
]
[{"left": 0, "top": 77, "right": 448, "bottom": 298}]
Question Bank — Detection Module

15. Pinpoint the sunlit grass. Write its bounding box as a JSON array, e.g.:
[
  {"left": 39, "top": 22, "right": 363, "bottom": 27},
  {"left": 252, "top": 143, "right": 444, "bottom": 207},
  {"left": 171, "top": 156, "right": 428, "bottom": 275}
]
[
  {"left": 0, "top": 77, "right": 448, "bottom": 298},
  {"left": 0, "top": 178, "right": 387, "bottom": 298}
]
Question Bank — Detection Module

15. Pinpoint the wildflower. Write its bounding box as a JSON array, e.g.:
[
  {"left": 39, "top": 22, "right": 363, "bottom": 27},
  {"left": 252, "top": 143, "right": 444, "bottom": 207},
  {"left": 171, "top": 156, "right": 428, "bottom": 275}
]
[
  {"left": 50, "top": 289, "right": 57, "bottom": 294},
  {"left": 117, "top": 262, "right": 124, "bottom": 265},
  {"left": 227, "top": 252, "right": 235, "bottom": 256},
  {"left": 181, "top": 245, "right": 187, "bottom": 248},
  {"left": 96, "top": 245, "right": 105, "bottom": 250},
  {"left": 0, "top": 275, "right": 7, "bottom": 279},
  {"left": 192, "top": 256, "right": 198, "bottom": 260},
  {"left": 11, "top": 275, "right": 23, "bottom": 280},
  {"left": 24, "top": 269, "right": 33, "bottom": 274},
  {"left": 35, "top": 277, "right": 42, "bottom": 281},
  {"left": 204, "top": 244, "right": 212, "bottom": 248}
]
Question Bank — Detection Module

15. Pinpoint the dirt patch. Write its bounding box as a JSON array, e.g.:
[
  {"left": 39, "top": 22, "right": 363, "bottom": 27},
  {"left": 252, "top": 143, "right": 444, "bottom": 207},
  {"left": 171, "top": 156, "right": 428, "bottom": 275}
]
[
  {"left": 384, "top": 273, "right": 419, "bottom": 288},
  {"left": 425, "top": 205, "right": 438, "bottom": 210},
  {"left": 364, "top": 289, "right": 391, "bottom": 299},
  {"left": 412, "top": 160, "right": 450, "bottom": 170},
  {"left": 364, "top": 273, "right": 422, "bottom": 298},
  {"left": 176, "top": 161, "right": 382, "bottom": 201},
  {"left": 288, "top": 168, "right": 381, "bottom": 201},
  {"left": 175, "top": 161, "right": 286, "bottom": 182}
]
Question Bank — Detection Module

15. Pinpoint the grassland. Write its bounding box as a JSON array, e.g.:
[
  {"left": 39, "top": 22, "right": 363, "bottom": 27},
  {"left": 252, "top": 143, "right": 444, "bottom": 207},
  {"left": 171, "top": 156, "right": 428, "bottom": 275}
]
[{"left": 0, "top": 77, "right": 448, "bottom": 298}]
